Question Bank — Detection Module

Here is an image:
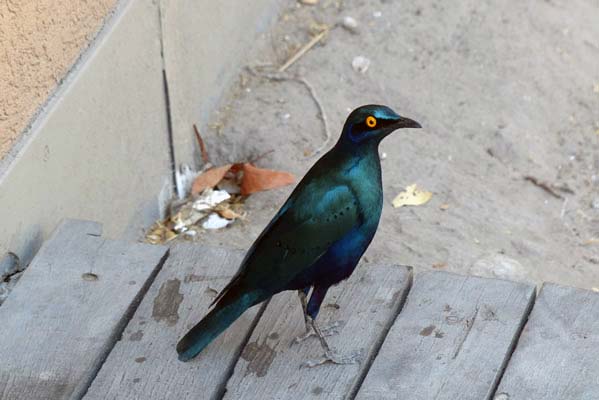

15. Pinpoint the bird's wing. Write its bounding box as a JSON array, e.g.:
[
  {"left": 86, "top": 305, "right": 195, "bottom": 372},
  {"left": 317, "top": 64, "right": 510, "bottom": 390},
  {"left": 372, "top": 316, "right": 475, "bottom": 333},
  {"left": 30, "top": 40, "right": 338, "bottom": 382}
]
[{"left": 213, "top": 180, "right": 361, "bottom": 304}]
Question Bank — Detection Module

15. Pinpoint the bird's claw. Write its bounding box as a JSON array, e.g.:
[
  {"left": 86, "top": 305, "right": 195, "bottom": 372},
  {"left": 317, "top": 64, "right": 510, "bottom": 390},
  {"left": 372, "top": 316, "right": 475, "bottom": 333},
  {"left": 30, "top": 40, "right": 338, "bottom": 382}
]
[
  {"left": 291, "top": 321, "right": 340, "bottom": 346},
  {"left": 293, "top": 329, "right": 315, "bottom": 345},
  {"left": 300, "top": 349, "right": 363, "bottom": 368}
]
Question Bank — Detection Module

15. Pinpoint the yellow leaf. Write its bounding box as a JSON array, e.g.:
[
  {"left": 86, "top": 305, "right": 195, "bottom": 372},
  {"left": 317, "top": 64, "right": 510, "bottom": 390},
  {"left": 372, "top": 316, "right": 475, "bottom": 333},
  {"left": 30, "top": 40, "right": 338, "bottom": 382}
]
[{"left": 392, "top": 184, "right": 432, "bottom": 208}]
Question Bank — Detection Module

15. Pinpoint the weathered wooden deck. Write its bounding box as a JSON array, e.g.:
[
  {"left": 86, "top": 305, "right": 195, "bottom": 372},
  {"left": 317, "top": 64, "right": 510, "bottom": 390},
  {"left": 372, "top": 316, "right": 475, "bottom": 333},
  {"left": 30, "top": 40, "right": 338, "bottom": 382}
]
[{"left": 1, "top": 220, "right": 598, "bottom": 400}]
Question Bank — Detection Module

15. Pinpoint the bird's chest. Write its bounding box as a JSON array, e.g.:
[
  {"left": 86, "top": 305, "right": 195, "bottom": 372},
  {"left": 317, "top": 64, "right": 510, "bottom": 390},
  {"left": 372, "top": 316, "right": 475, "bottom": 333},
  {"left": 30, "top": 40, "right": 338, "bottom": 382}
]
[
  {"left": 345, "top": 158, "right": 383, "bottom": 229},
  {"left": 316, "top": 159, "right": 383, "bottom": 282}
]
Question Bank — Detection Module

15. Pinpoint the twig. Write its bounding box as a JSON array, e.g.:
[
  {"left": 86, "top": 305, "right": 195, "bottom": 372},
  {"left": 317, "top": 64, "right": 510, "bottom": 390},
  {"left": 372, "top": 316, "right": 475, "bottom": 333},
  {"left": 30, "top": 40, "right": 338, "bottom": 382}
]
[
  {"left": 278, "top": 29, "right": 328, "bottom": 73},
  {"left": 246, "top": 66, "right": 332, "bottom": 157},
  {"left": 553, "top": 183, "right": 575, "bottom": 195},
  {"left": 523, "top": 176, "right": 563, "bottom": 199},
  {"left": 560, "top": 197, "right": 568, "bottom": 220},
  {"left": 193, "top": 124, "right": 209, "bottom": 163},
  {"left": 296, "top": 76, "right": 331, "bottom": 156},
  {"left": 248, "top": 149, "right": 275, "bottom": 164}
]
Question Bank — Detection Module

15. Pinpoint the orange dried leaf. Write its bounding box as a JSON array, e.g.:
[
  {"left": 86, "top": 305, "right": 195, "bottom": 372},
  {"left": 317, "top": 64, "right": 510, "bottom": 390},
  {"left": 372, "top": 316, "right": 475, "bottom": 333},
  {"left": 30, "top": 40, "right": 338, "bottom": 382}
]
[
  {"left": 216, "top": 206, "right": 242, "bottom": 220},
  {"left": 230, "top": 163, "right": 244, "bottom": 173},
  {"left": 191, "top": 164, "right": 232, "bottom": 195},
  {"left": 240, "top": 163, "right": 295, "bottom": 195}
]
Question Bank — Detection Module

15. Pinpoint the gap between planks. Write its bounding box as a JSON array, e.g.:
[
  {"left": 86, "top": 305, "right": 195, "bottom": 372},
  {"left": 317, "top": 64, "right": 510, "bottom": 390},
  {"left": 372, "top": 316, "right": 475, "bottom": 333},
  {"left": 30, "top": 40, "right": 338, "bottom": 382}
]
[{"left": 487, "top": 285, "right": 536, "bottom": 399}]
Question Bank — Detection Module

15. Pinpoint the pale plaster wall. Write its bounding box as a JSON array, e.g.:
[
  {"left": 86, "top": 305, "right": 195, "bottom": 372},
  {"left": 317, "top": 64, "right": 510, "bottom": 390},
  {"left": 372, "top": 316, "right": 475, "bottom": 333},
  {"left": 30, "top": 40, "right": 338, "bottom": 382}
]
[
  {"left": 0, "top": 0, "right": 118, "bottom": 159},
  {"left": 0, "top": 0, "right": 283, "bottom": 269}
]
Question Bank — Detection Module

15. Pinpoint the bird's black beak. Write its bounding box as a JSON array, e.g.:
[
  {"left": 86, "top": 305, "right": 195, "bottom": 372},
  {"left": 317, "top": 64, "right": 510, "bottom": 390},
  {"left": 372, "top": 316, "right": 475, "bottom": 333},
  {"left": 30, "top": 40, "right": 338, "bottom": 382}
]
[{"left": 394, "top": 116, "right": 422, "bottom": 129}]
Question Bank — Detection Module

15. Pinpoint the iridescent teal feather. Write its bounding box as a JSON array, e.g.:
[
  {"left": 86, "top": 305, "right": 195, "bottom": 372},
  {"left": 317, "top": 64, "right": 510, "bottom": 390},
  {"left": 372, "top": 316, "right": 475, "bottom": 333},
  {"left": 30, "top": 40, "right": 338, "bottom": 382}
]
[{"left": 177, "top": 105, "right": 421, "bottom": 361}]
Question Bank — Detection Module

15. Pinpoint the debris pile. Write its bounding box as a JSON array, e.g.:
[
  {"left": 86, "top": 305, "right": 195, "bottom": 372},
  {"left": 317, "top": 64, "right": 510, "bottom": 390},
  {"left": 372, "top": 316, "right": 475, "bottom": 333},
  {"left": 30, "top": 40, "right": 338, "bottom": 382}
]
[{"left": 146, "top": 129, "right": 295, "bottom": 244}]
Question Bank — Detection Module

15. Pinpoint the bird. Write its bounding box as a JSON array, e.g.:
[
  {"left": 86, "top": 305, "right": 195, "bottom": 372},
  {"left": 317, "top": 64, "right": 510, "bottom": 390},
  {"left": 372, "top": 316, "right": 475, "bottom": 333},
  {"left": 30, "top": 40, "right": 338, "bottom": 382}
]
[{"left": 177, "top": 104, "right": 421, "bottom": 364}]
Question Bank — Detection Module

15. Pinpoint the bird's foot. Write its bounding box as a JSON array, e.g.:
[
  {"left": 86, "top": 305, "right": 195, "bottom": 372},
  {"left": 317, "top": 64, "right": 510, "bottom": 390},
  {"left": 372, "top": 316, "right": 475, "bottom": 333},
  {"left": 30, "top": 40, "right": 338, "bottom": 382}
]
[
  {"left": 291, "top": 321, "right": 340, "bottom": 346},
  {"left": 300, "top": 348, "right": 362, "bottom": 368}
]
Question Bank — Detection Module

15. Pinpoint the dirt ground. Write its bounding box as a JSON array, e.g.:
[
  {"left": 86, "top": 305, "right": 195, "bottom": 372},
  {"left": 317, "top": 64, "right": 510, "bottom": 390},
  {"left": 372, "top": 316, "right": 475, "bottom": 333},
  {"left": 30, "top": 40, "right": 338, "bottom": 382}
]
[{"left": 193, "top": 0, "right": 599, "bottom": 290}]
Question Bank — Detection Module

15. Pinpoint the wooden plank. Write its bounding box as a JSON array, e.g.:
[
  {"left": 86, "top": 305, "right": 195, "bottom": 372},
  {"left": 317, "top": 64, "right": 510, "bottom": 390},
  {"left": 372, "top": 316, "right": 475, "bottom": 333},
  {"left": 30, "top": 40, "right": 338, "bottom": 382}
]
[
  {"left": 83, "top": 243, "right": 264, "bottom": 400},
  {"left": 223, "top": 264, "right": 412, "bottom": 400},
  {"left": 0, "top": 219, "right": 168, "bottom": 400},
  {"left": 356, "top": 271, "right": 535, "bottom": 400},
  {"left": 495, "top": 283, "right": 599, "bottom": 399}
]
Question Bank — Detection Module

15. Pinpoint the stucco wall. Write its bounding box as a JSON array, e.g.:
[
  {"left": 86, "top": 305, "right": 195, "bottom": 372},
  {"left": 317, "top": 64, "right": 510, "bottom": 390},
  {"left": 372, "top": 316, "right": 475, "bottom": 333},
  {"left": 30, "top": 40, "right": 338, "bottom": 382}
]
[{"left": 0, "top": 0, "right": 117, "bottom": 159}]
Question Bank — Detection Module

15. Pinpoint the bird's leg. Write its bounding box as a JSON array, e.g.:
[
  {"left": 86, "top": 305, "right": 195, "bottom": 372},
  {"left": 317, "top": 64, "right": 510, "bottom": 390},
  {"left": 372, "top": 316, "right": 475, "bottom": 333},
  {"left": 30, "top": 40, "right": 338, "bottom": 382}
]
[
  {"left": 298, "top": 285, "right": 362, "bottom": 368},
  {"left": 293, "top": 286, "right": 340, "bottom": 345},
  {"left": 298, "top": 287, "right": 311, "bottom": 335},
  {"left": 301, "top": 316, "right": 362, "bottom": 368},
  {"left": 293, "top": 288, "right": 315, "bottom": 344}
]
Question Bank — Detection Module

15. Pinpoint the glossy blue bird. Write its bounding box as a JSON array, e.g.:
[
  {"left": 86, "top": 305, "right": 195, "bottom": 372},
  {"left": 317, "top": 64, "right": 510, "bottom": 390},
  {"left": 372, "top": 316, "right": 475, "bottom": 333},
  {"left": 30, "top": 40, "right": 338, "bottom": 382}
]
[{"left": 177, "top": 104, "right": 421, "bottom": 364}]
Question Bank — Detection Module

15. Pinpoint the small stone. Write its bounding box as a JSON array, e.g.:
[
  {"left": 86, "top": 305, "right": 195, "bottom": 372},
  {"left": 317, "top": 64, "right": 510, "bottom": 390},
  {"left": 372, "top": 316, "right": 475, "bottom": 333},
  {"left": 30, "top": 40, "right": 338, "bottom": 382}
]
[
  {"left": 591, "top": 198, "right": 599, "bottom": 209},
  {"left": 82, "top": 272, "right": 99, "bottom": 281},
  {"left": 352, "top": 56, "right": 370, "bottom": 73},
  {"left": 470, "top": 254, "right": 531, "bottom": 282},
  {"left": 183, "top": 229, "right": 198, "bottom": 237},
  {"left": 0, "top": 252, "right": 21, "bottom": 280},
  {"left": 341, "top": 16, "right": 359, "bottom": 34},
  {"left": 299, "top": 0, "right": 318, "bottom": 4},
  {"left": 373, "top": 11, "right": 382, "bottom": 18}
]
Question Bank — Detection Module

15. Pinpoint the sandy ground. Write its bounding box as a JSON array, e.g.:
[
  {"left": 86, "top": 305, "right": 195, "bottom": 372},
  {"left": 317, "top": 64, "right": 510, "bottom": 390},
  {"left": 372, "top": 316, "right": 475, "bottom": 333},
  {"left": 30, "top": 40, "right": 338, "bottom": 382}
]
[
  {"left": 0, "top": 0, "right": 116, "bottom": 158},
  {"left": 192, "top": 0, "right": 598, "bottom": 290}
]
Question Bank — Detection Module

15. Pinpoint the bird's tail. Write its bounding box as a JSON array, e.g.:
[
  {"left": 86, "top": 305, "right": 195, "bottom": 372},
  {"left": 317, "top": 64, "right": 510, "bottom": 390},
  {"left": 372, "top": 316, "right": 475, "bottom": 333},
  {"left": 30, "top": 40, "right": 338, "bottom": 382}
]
[{"left": 176, "top": 290, "right": 258, "bottom": 362}]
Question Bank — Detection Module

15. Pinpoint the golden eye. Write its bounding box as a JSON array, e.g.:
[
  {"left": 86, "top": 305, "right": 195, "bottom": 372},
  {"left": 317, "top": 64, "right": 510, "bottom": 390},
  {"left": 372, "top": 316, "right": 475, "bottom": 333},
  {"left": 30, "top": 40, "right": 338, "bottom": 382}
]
[{"left": 366, "top": 116, "right": 377, "bottom": 128}]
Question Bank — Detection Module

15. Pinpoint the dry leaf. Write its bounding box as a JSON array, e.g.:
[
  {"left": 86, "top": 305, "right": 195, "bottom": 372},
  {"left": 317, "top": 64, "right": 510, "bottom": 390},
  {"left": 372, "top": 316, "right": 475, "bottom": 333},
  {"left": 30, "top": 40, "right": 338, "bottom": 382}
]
[
  {"left": 215, "top": 203, "right": 243, "bottom": 220},
  {"left": 171, "top": 205, "right": 207, "bottom": 233},
  {"left": 145, "top": 221, "right": 178, "bottom": 244},
  {"left": 432, "top": 262, "right": 447, "bottom": 269},
  {"left": 240, "top": 163, "right": 295, "bottom": 195},
  {"left": 392, "top": 184, "right": 432, "bottom": 208},
  {"left": 191, "top": 164, "right": 232, "bottom": 195},
  {"left": 439, "top": 204, "right": 450, "bottom": 211}
]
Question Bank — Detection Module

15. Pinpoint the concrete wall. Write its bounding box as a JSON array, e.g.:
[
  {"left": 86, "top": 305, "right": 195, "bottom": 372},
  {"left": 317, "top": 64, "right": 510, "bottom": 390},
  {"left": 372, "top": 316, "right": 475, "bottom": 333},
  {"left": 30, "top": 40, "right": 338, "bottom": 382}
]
[
  {"left": 0, "top": 0, "right": 118, "bottom": 159},
  {"left": 0, "top": 0, "right": 171, "bottom": 265},
  {"left": 161, "top": 0, "right": 282, "bottom": 168},
  {"left": 0, "top": 0, "right": 282, "bottom": 266}
]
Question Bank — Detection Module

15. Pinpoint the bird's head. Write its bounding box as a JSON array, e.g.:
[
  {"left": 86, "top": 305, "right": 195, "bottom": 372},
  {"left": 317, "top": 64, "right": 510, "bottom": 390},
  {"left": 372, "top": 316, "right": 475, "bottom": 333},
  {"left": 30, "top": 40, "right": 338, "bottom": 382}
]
[{"left": 339, "top": 104, "right": 421, "bottom": 146}]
